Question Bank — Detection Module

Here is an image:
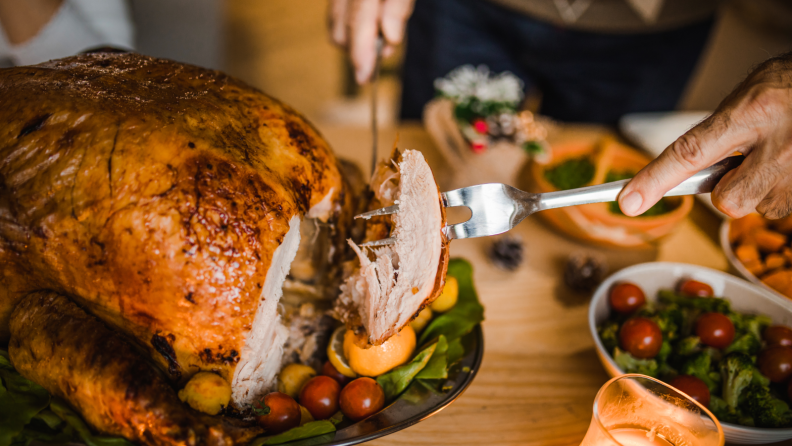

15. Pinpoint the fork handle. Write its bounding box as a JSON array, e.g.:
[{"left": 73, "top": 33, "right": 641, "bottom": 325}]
[{"left": 537, "top": 155, "right": 745, "bottom": 211}]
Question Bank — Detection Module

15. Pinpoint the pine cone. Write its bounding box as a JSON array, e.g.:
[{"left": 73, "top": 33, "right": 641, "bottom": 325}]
[
  {"left": 488, "top": 236, "right": 524, "bottom": 271},
  {"left": 564, "top": 252, "right": 608, "bottom": 292}
]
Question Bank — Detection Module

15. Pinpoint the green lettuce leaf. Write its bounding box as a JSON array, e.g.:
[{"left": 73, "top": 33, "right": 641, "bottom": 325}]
[
  {"left": 419, "top": 259, "right": 484, "bottom": 345},
  {"left": 446, "top": 338, "right": 464, "bottom": 367},
  {"left": 261, "top": 420, "right": 336, "bottom": 445},
  {"left": 0, "top": 353, "right": 51, "bottom": 446},
  {"left": 377, "top": 342, "right": 437, "bottom": 401},
  {"left": 416, "top": 336, "right": 448, "bottom": 381}
]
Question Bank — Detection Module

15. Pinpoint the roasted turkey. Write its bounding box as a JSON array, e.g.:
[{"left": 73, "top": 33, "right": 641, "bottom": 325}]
[{"left": 0, "top": 51, "right": 448, "bottom": 445}]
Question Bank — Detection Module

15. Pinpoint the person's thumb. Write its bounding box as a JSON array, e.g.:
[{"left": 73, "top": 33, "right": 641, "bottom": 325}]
[{"left": 617, "top": 113, "right": 754, "bottom": 216}]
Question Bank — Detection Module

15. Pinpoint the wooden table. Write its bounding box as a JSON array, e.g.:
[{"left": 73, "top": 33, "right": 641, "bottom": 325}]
[{"left": 319, "top": 123, "right": 778, "bottom": 446}]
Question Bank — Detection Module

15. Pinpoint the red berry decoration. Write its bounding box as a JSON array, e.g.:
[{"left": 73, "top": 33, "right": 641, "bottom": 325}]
[
  {"left": 472, "top": 119, "right": 489, "bottom": 134},
  {"left": 471, "top": 141, "right": 487, "bottom": 153}
]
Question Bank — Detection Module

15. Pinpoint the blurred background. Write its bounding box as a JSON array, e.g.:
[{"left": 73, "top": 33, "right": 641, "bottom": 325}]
[
  {"left": 2, "top": 0, "right": 792, "bottom": 131},
  {"left": 132, "top": 0, "right": 792, "bottom": 130}
]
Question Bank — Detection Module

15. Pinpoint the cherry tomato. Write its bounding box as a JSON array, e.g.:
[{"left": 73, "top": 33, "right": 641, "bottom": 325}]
[
  {"left": 619, "top": 317, "right": 663, "bottom": 359},
  {"left": 322, "top": 360, "right": 351, "bottom": 387},
  {"left": 758, "top": 346, "right": 792, "bottom": 383},
  {"left": 764, "top": 326, "right": 792, "bottom": 348},
  {"left": 696, "top": 312, "right": 735, "bottom": 349},
  {"left": 609, "top": 283, "right": 646, "bottom": 315},
  {"left": 339, "top": 377, "right": 385, "bottom": 421},
  {"left": 254, "top": 392, "right": 300, "bottom": 434},
  {"left": 679, "top": 279, "right": 714, "bottom": 297},
  {"left": 669, "top": 375, "right": 710, "bottom": 408},
  {"left": 299, "top": 375, "right": 340, "bottom": 420}
]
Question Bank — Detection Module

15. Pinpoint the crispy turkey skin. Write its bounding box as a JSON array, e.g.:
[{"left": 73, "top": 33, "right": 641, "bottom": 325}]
[
  {"left": 0, "top": 52, "right": 349, "bottom": 408},
  {"left": 9, "top": 291, "right": 261, "bottom": 446}
]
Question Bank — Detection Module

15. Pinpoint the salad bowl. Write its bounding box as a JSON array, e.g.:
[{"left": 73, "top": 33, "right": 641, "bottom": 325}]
[{"left": 589, "top": 261, "right": 792, "bottom": 444}]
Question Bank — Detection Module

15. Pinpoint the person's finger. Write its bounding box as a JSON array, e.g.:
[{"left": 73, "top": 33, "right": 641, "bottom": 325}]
[
  {"left": 382, "top": 43, "right": 396, "bottom": 59},
  {"left": 328, "top": 0, "right": 351, "bottom": 47},
  {"left": 618, "top": 111, "right": 756, "bottom": 216},
  {"left": 380, "top": 0, "right": 414, "bottom": 46},
  {"left": 710, "top": 154, "right": 782, "bottom": 218},
  {"left": 348, "top": 0, "right": 380, "bottom": 84},
  {"left": 756, "top": 172, "right": 792, "bottom": 219}
]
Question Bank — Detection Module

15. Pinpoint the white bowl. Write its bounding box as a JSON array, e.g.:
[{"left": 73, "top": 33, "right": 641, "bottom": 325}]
[
  {"left": 719, "top": 219, "right": 792, "bottom": 303},
  {"left": 589, "top": 261, "right": 792, "bottom": 444}
]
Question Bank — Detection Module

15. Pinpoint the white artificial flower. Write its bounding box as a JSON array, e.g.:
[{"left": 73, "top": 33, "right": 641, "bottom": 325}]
[{"left": 435, "top": 65, "right": 524, "bottom": 105}]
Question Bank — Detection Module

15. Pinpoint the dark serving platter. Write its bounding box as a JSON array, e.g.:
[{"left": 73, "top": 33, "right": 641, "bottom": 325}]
[{"left": 280, "top": 325, "right": 484, "bottom": 446}]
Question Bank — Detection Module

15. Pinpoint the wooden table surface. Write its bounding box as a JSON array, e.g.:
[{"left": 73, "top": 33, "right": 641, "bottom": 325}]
[{"left": 319, "top": 123, "right": 784, "bottom": 446}]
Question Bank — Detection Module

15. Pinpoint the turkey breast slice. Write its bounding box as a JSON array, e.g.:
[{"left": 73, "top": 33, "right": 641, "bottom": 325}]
[
  {"left": 339, "top": 149, "right": 448, "bottom": 345},
  {"left": 231, "top": 215, "right": 300, "bottom": 407}
]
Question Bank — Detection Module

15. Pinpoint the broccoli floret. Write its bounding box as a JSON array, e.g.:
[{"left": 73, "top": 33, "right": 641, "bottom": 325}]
[
  {"left": 682, "top": 353, "right": 720, "bottom": 393},
  {"left": 614, "top": 347, "right": 659, "bottom": 377},
  {"left": 649, "top": 306, "right": 684, "bottom": 342},
  {"left": 720, "top": 353, "right": 755, "bottom": 411},
  {"left": 709, "top": 395, "right": 742, "bottom": 423},
  {"left": 724, "top": 333, "right": 762, "bottom": 356},
  {"left": 752, "top": 368, "right": 771, "bottom": 388},
  {"left": 598, "top": 321, "right": 620, "bottom": 353},
  {"left": 658, "top": 290, "right": 730, "bottom": 313},
  {"left": 676, "top": 336, "right": 701, "bottom": 356},
  {"left": 744, "top": 384, "right": 792, "bottom": 428},
  {"left": 729, "top": 313, "right": 772, "bottom": 340}
]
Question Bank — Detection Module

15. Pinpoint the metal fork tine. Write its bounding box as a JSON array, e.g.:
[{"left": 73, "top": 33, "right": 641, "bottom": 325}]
[
  {"left": 355, "top": 204, "right": 400, "bottom": 220},
  {"left": 359, "top": 236, "right": 397, "bottom": 247}
]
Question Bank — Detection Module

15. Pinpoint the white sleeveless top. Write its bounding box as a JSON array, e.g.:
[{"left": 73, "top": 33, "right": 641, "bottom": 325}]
[{"left": 0, "top": 0, "right": 134, "bottom": 67}]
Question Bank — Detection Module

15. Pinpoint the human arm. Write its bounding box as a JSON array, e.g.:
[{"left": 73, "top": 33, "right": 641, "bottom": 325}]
[
  {"left": 618, "top": 52, "right": 792, "bottom": 219},
  {"left": 0, "top": 0, "right": 63, "bottom": 45},
  {"left": 328, "top": 0, "right": 415, "bottom": 84}
]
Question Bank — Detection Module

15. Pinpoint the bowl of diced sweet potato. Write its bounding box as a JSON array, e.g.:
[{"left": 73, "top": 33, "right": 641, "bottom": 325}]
[{"left": 721, "top": 214, "right": 792, "bottom": 300}]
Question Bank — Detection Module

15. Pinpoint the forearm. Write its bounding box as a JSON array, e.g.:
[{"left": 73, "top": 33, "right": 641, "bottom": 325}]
[{"left": 0, "top": 0, "right": 63, "bottom": 45}]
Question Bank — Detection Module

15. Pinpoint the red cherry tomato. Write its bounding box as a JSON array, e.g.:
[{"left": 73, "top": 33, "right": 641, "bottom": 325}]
[
  {"left": 669, "top": 375, "right": 711, "bottom": 408},
  {"left": 679, "top": 279, "right": 714, "bottom": 297},
  {"left": 322, "top": 360, "right": 351, "bottom": 387},
  {"left": 609, "top": 283, "right": 646, "bottom": 315},
  {"left": 299, "top": 375, "right": 340, "bottom": 420},
  {"left": 696, "top": 313, "right": 735, "bottom": 349},
  {"left": 254, "top": 392, "right": 300, "bottom": 434},
  {"left": 619, "top": 317, "right": 663, "bottom": 359},
  {"left": 758, "top": 346, "right": 792, "bottom": 383},
  {"left": 764, "top": 326, "right": 792, "bottom": 348},
  {"left": 339, "top": 377, "right": 385, "bottom": 421}
]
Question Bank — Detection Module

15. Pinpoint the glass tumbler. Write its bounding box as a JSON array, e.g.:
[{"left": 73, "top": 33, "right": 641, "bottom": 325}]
[{"left": 580, "top": 374, "right": 724, "bottom": 446}]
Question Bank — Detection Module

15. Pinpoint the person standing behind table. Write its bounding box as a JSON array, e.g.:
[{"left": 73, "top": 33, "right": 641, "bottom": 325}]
[
  {"left": 0, "top": 0, "right": 134, "bottom": 68},
  {"left": 328, "top": 0, "right": 723, "bottom": 124}
]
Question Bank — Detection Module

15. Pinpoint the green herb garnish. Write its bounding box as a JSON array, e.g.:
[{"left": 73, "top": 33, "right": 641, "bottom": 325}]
[{"left": 543, "top": 157, "right": 595, "bottom": 190}]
